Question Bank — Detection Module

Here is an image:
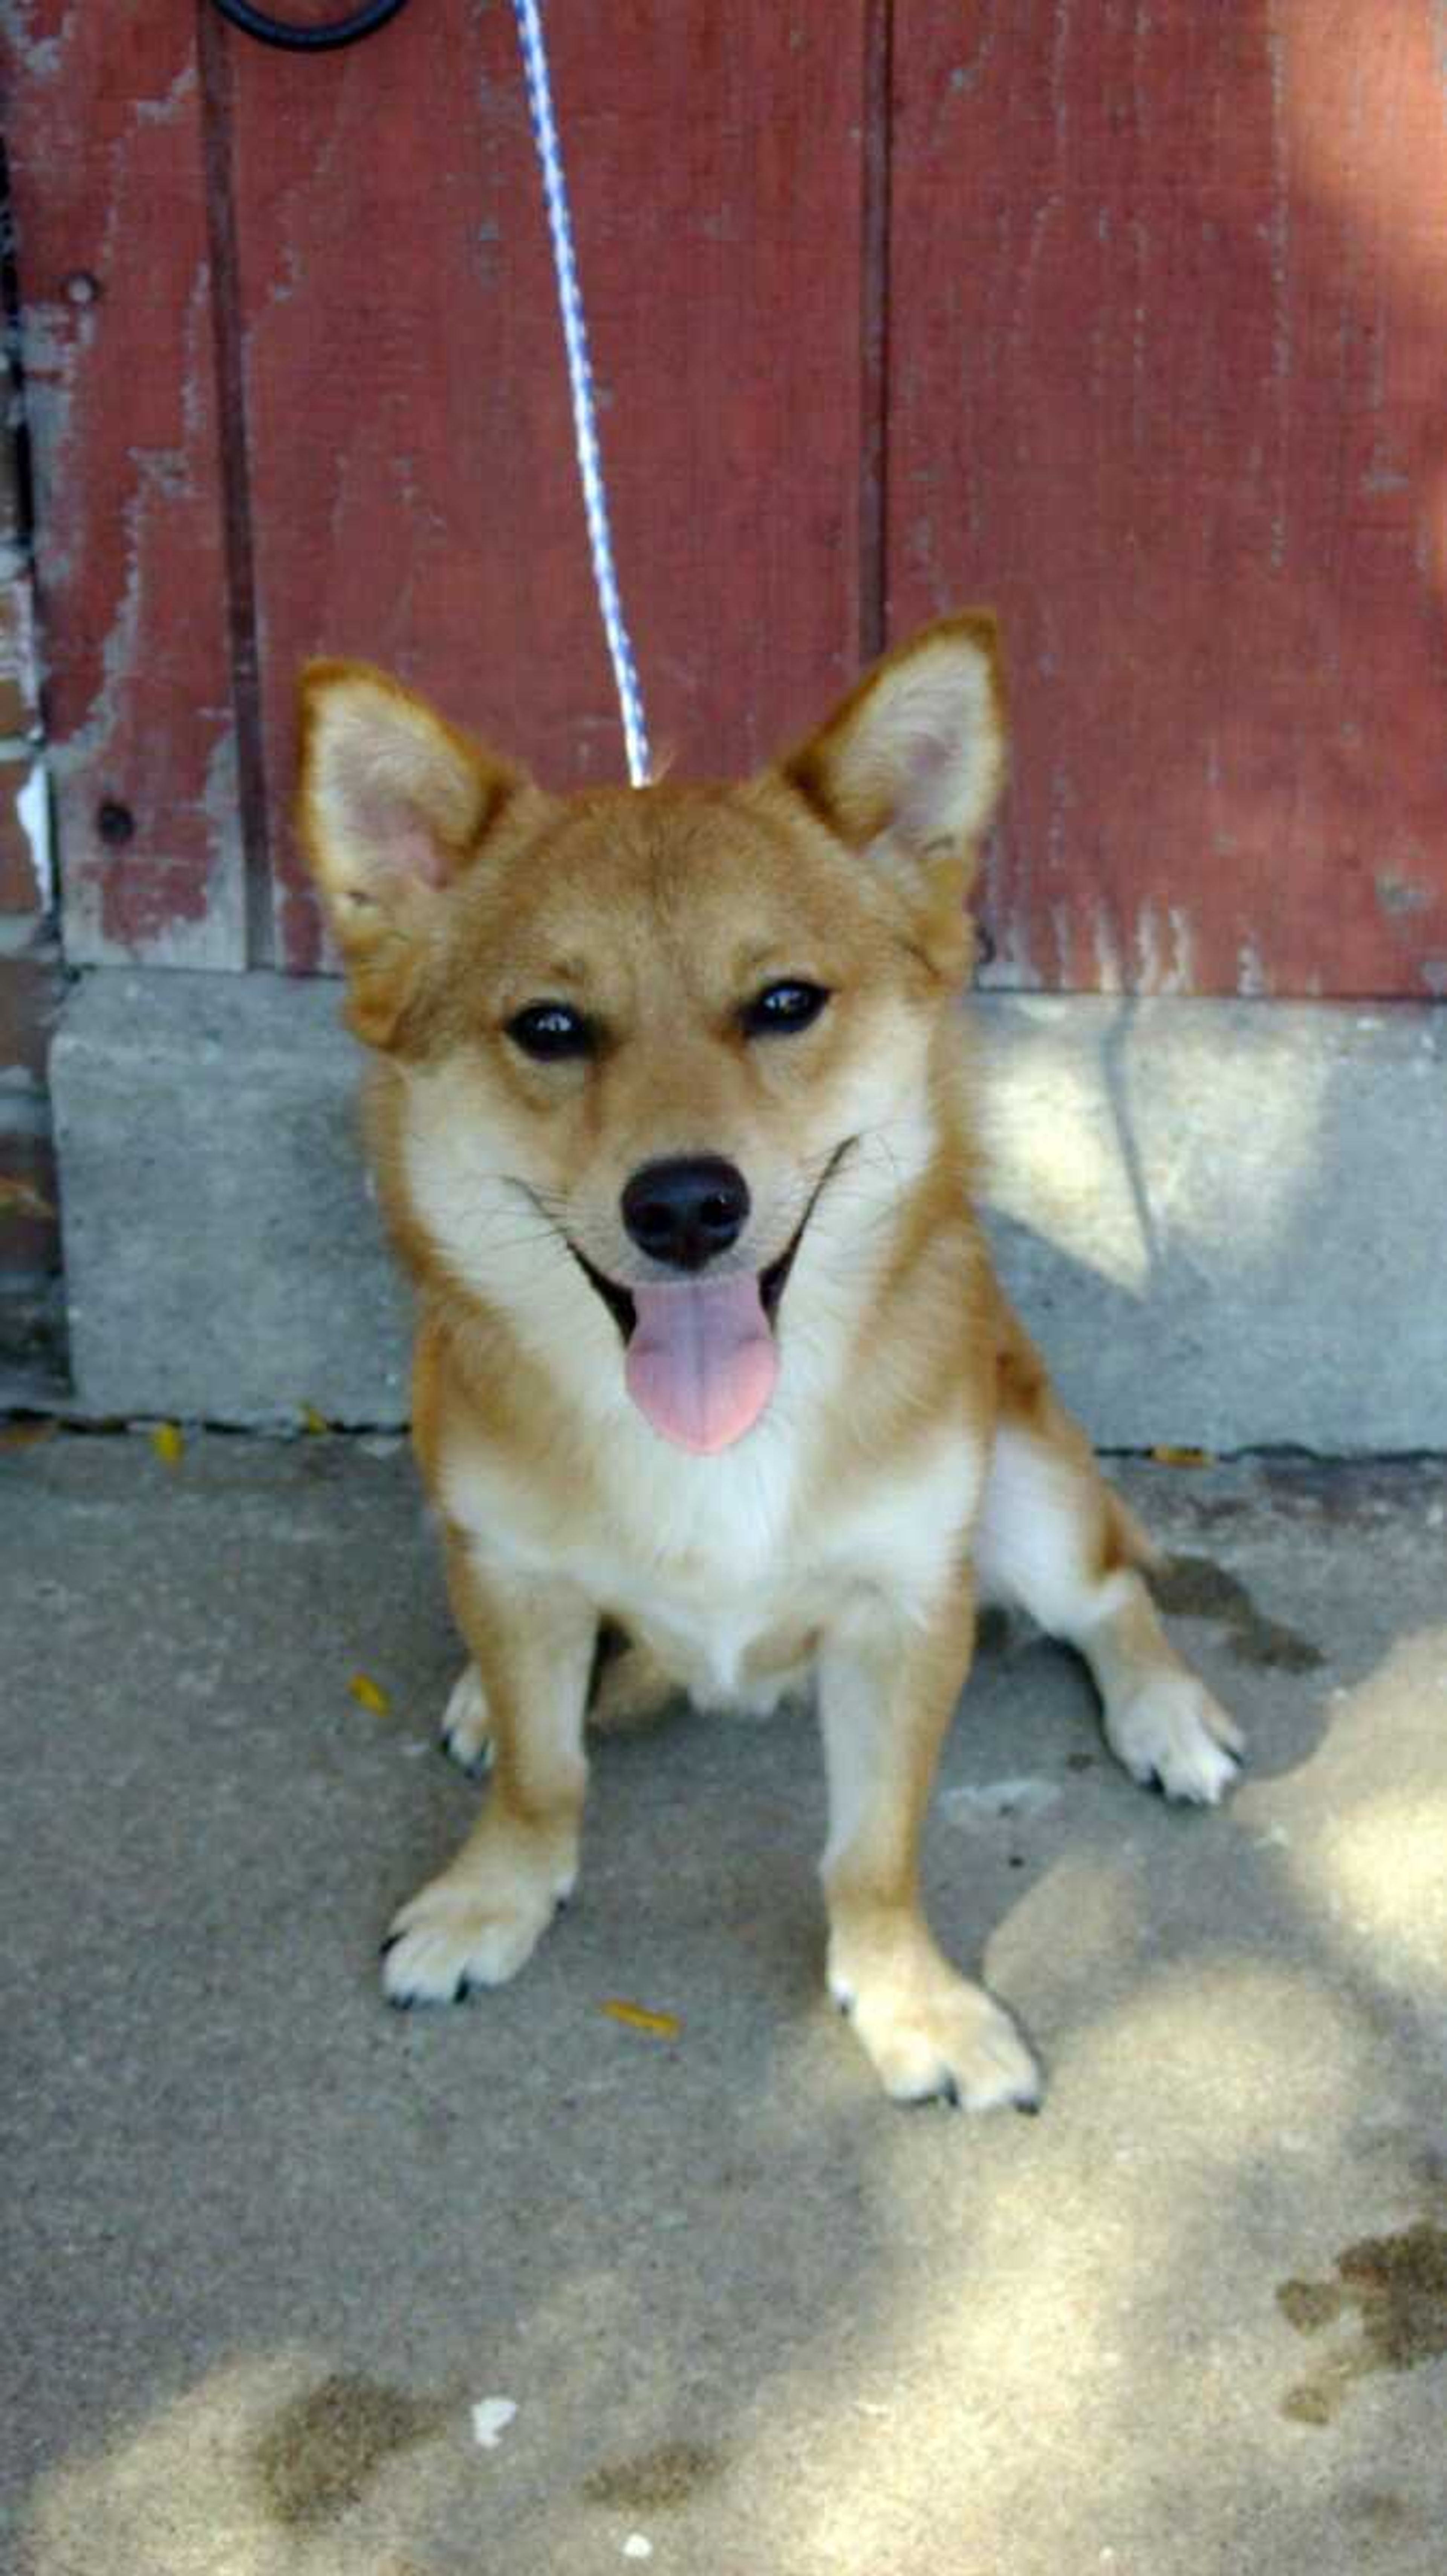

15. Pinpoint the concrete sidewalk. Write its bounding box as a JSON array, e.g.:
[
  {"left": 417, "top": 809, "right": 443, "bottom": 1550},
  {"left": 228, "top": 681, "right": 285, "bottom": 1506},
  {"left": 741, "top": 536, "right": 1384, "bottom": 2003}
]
[{"left": 3, "top": 1432, "right": 1444, "bottom": 2575}]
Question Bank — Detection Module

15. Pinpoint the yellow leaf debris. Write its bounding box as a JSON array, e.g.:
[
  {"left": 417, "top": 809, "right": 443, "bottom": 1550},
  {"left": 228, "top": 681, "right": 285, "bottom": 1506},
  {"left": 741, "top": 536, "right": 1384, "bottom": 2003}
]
[
  {"left": 301, "top": 1404, "right": 329, "bottom": 1434},
  {"left": 150, "top": 1422, "right": 184, "bottom": 1466},
  {"left": 1150, "top": 1445, "right": 1215, "bottom": 1468},
  {"left": 348, "top": 1671, "right": 390, "bottom": 1716},
  {"left": 601, "top": 1998, "right": 681, "bottom": 2041}
]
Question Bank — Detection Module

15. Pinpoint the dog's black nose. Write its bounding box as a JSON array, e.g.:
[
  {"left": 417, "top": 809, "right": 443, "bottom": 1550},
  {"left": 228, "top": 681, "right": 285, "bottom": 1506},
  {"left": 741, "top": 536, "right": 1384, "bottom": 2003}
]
[{"left": 621, "top": 1157, "right": 750, "bottom": 1271}]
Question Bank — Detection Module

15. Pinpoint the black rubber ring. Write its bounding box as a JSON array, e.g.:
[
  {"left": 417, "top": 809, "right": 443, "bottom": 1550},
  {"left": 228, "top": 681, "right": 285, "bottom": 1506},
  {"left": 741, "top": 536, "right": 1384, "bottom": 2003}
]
[{"left": 208, "top": 0, "right": 411, "bottom": 54}]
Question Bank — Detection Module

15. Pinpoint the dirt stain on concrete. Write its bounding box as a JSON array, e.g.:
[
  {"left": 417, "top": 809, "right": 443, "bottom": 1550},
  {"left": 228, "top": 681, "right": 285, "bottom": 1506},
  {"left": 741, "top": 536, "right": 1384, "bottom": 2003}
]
[
  {"left": 1156, "top": 1552, "right": 1323, "bottom": 1671},
  {"left": 1277, "top": 2218, "right": 1447, "bottom": 2425},
  {"left": 582, "top": 2440, "right": 725, "bottom": 2511},
  {"left": 253, "top": 2373, "right": 450, "bottom": 2529},
  {"left": 1341, "top": 2487, "right": 1409, "bottom": 2532}
]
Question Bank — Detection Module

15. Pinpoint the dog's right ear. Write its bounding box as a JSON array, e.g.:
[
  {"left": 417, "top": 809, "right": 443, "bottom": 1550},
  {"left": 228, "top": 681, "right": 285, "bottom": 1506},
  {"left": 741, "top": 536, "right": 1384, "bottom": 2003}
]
[{"left": 296, "top": 660, "right": 532, "bottom": 1046}]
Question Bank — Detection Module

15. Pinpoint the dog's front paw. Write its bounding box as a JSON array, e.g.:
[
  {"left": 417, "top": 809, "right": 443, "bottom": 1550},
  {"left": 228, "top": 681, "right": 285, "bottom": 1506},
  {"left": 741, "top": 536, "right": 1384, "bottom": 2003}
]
[
  {"left": 1107, "top": 1673, "right": 1244, "bottom": 1804},
  {"left": 830, "top": 1936, "right": 1042, "bottom": 2113},
  {"left": 440, "top": 1663, "right": 493, "bottom": 1776},
  {"left": 381, "top": 1854, "right": 565, "bottom": 2007}
]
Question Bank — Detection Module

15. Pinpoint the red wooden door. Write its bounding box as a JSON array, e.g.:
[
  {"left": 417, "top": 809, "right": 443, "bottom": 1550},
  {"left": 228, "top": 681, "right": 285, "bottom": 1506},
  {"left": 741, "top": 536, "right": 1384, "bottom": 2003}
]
[
  {"left": 4, "top": 0, "right": 873, "bottom": 976},
  {"left": 890, "top": 0, "right": 1447, "bottom": 1000},
  {"left": 5, "top": 0, "right": 1444, "bottom": 996},
  {"left": 225, "top": 2, "right": 872, "bottom": 970}
]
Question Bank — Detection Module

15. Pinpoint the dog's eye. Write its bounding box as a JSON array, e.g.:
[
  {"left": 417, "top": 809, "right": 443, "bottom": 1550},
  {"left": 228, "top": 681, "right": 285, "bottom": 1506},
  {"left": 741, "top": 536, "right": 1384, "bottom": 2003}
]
[
  {"left": 741, "top": 980, "right": 831, "bottom": 1038},
  {"left": 506, "top": 1001, "right": 595, "bottom": 1061}
]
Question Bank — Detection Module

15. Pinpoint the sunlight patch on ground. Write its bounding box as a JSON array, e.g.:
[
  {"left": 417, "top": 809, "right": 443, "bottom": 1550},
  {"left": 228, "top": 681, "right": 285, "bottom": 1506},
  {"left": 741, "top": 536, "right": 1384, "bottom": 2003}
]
[
  {"left": 21, "top": 2347, "right": 460, "bottom": 2576},
  {"left": 743, "top": 1958, "right": 1370, "bottom": 2573},
  {"left": 25, "top": 2352, "right": 308, "bottom": 2576},
  {"left": 1283, "top": 1629, "right": 1447, "bottom": 1995}
]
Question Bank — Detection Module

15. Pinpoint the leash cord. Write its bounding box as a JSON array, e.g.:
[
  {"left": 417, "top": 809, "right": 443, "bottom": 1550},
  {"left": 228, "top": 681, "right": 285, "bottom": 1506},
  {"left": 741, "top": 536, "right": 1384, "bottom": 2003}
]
[{"left": 511, "top": 0, "right": 652, "bottom": 787}]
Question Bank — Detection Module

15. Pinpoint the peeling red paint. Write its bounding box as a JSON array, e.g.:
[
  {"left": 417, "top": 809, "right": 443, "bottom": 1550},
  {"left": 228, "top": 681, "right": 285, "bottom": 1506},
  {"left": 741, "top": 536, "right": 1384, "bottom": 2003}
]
[
  {"left": 3, "top": 8, "right": 244, "bottom": 967},
  {"left": 96, "top": 841, "right": 217, "bottom": 952}
]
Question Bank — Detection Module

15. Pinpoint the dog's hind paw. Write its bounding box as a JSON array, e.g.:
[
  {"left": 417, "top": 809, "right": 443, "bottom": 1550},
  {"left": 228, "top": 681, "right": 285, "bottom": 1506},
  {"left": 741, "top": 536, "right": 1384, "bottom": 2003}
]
[
  {"left": 440, "top": 1663, "right": 493, "bottom": 1776},
  {"left": 1106, "top": 1673, "right": 1244, "bottom": 1805}
]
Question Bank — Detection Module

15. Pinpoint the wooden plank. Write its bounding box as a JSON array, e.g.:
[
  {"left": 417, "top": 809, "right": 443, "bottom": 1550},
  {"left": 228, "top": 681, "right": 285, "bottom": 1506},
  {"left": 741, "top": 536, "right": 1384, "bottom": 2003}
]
[
  {"left": 889, "top": 0, "right": 1447, "bottom": 997},
  {"left": 2, "top": 8, "right": 245, "bottom": 966},
  {"left": 222, "top": 0, "right": 870, "bottom": 968}
]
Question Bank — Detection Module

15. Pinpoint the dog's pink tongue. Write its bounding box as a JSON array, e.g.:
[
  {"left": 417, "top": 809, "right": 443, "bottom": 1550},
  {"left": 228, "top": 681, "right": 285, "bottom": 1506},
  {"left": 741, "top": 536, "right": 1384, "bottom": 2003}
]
[{"left": 625, "top": 1274, "right": 777, "bottom": 1453}]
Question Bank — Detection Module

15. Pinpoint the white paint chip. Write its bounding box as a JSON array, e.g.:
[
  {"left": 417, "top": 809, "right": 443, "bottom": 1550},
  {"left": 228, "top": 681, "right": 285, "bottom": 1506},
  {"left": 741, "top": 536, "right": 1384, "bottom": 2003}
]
[
  {"left": 470, "top": 2397, "right": 518, "bottom": 2449},
  {"left": 622, "top": 2539, "right": 653, "bottom": 2562},
  {"left": 17, "top": 761, "right": 53, "bottom": 911}
]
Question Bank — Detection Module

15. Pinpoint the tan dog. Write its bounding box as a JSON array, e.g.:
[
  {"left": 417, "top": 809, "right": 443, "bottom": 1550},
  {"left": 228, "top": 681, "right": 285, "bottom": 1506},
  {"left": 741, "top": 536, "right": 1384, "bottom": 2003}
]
[{"left": 297, "top": 617, "right": 1242, "bottom": 2113}]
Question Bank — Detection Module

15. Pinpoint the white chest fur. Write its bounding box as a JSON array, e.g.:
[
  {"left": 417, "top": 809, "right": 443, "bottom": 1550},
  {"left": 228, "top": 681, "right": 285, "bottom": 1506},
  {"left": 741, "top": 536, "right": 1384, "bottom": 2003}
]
[{"left": 441, "top": 1413, "right": 983, "bottom": 1710}]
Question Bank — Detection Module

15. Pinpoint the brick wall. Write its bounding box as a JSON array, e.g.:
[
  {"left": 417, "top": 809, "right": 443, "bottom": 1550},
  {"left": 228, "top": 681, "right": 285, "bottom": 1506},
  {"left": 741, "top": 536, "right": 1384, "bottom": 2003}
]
[{"left": 0, "top": 200, "right": 65, "bottom": 1385}]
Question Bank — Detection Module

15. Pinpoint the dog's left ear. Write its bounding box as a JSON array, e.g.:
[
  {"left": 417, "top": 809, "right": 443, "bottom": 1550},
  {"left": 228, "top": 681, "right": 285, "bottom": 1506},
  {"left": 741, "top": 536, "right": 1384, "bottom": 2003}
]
[{"left": 780, "top": 613, "right": 1006, "bottom": 893}]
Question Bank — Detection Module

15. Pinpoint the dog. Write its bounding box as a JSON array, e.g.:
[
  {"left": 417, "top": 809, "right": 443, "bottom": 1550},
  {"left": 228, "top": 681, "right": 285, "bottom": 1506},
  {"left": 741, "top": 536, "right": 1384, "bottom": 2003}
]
[{"left": 297, "top": 615, "right": 1242, "bottom": 2112}]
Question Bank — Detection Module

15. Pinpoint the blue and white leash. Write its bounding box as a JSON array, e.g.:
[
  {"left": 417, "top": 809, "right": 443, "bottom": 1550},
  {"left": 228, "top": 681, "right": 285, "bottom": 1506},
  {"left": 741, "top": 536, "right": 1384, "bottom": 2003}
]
[{"left": 511, "top": 0, "right": 652, "bottom": 788}]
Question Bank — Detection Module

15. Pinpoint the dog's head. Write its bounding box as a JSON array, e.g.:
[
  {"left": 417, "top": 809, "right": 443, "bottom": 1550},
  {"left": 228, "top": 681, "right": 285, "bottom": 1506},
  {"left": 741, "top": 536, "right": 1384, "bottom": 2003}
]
[{"left": 297, "top": 619, "right": 1006, "bottom": 1455}]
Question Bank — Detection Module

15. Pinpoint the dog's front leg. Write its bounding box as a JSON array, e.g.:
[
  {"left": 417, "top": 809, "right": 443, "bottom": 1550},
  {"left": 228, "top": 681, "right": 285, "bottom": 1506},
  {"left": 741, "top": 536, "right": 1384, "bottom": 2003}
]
[
  {"left": 381, "top": 1547, "right": 595, "bottom": 2008},
  {"left": 818, "top": 1581, "right": 1042, "bottom": 2112}
]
